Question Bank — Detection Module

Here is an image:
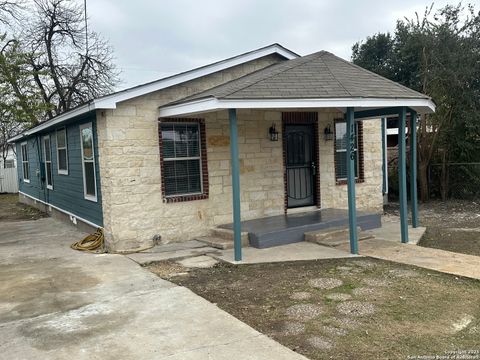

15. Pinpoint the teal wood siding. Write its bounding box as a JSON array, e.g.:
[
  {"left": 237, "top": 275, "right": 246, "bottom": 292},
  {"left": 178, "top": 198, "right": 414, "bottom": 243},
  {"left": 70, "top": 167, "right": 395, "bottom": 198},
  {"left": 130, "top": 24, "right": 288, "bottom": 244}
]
[{"left": 16, "top": 113, "right": 103, "bottom": 226}]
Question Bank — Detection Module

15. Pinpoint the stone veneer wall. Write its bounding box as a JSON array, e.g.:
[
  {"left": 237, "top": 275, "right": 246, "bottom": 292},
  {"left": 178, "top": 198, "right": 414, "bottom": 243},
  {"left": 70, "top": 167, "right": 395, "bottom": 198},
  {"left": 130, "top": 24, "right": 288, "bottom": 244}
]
[
  {"left": 96, "top": 55, "right": 287, "bottom": 251},
  {"left": 317, "top": 110, "right": 383, "bottom": 212},
  {"left": 96, "top": 60, "right": 383, "bottom": 252}
]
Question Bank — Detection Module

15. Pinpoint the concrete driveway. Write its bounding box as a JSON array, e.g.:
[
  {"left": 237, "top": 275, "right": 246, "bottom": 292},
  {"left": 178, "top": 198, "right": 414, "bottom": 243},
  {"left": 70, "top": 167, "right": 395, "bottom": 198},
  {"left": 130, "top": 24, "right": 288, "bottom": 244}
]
[{"left": 0, "top": 218, "right": 306, "bottom": 360}]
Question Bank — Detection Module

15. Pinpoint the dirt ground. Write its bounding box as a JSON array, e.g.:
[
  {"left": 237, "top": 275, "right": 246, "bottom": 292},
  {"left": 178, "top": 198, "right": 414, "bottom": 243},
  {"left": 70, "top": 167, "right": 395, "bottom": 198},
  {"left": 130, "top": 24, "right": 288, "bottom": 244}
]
[
  {"left": 147, "top": 258, "right": 480, "bottom": 360},
  {"left": 385, "top": 200, "right": 480, "bottom": 256},
  {"left": 0, "top": 193, "right": 46, "bottom": 222}
]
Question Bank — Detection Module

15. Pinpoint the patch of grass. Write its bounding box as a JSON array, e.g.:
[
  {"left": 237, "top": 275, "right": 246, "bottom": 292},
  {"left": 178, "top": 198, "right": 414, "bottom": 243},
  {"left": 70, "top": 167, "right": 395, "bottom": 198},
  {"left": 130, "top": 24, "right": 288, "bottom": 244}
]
[
  {"left": 156, "top": 257, "right": 480, "bottom": 360},
  {"left": 419, "top": 227, "right": 480, "bottom": 256},
  {"left": 334, "top": 283, "right": 356, "bottom": 293}
]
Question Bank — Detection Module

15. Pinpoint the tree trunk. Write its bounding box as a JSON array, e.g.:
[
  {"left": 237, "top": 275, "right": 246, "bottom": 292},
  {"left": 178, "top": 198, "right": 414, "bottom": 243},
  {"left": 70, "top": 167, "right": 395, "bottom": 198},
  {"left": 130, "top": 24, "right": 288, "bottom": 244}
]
[
  {"left": 440, "top": 151, "right": 449, "bottom": 201},
  {"left": 418, "top": 162, "right": 430, "bottom": 202}
]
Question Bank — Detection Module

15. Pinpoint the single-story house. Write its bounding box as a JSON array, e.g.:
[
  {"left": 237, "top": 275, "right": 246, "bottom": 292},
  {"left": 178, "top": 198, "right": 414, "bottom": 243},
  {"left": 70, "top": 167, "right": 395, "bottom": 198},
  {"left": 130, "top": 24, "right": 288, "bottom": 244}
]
[{"left": 8, "top": 44, "right": 434, "bottom": 259}]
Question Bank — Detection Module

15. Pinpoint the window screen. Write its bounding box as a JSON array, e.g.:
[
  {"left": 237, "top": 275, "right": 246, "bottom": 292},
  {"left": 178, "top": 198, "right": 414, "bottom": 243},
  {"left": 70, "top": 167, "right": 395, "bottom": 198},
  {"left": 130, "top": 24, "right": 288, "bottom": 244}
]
[
  {"left": 43, "top": 136, "right": 53, "bottom": 189},
  {"left": 80, "top": 123, "right": 97, "bottom": 201},
  {"left": 21, "top": 143, "right": 29, "bottom": 181},
  {"left": 335, "top": 120, "right": 359, "bottom": 180},
  {"left": 161, "top": 123, "right": 202, "bottom": 196},
  {"left": 56, "top": 128, "right": 68, "bottom": 174}
]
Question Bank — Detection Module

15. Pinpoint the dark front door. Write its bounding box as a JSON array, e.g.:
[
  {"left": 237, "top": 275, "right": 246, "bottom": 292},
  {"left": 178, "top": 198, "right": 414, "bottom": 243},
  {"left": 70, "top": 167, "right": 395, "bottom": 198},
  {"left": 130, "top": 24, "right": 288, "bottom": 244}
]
[{"left": 285, "top": 124, "right": 316, "bottom": 208}]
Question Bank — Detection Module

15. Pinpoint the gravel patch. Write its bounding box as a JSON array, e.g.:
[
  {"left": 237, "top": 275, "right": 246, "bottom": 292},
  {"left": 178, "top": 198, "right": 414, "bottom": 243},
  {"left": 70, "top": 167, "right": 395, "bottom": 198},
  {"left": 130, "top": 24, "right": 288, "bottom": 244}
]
[
  {"left": 350, "top": 260, "right": 376, "bottom": 268},
  {"left": 363, "top": 278, "right": 389, "bottom": 287},
  {"left": 336, "top": 265, "right": 362, "bottom": 275},
  {"left": 285, "top": 304, "right": 324, "bottom": 321},
  {"left": 280, "top": 322, "right": 305, "bottom": 336},
  {"left": 176, "top": 255, "right": 218, "bottom": 268},
  {"left": 227, "top": 280, "right": 245, "bottom": 290},
  {"left": 146, "top": 261, "right": 188, "bottom": 279},
  {"left": 307, "top": 336, "right": 334, "bottom": 350},
  {"left": 290, "top": 291, "right": 312, "bottom": 300},
  {"left": 451, "top": 315, "right": 474, "bottom": 333},
  {"left": 468, "top": 325, "right": 479, "bottom": 334},
  {"left": 322, "top": 325, "right": 348, "bottom": 336},
  {"left": 337, "top": 301, "right": 376, "bottom": 317},
  {"left": 352, "top": 287, "right": 376, "bottom": 297},
  {"left": 336, "top": 266, "right": 353, "bottom": 272},
  {"left": 388, "top": 269, "right": 420, "bottom": 278},
  {"left": 325, "top": 293, "right": 352, "bottom": 301},
  {"left": 308, "top": 278, "right": 343, "bottom": 290}
]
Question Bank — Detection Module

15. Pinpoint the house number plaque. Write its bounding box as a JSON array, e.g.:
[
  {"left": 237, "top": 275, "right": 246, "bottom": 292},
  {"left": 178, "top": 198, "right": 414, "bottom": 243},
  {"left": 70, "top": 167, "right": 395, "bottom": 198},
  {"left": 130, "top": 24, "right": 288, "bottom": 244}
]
[{"left": 349, "top": 123, "right": 356, "bottom": 160}]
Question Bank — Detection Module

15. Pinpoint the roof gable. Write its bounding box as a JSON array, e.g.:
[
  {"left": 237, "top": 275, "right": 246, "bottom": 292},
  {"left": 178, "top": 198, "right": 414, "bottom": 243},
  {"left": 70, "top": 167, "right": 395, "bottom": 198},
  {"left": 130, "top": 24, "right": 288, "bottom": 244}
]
[{"left": 178, "top": 51, "right": 429, "bottom": 102}]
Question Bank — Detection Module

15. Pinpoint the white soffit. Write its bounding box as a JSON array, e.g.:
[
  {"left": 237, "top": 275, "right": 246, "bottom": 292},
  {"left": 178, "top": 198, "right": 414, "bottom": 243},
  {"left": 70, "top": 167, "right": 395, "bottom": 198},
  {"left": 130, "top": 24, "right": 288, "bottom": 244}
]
[{"left": 158, "top": 97, "right": 437, "bottom": 117}]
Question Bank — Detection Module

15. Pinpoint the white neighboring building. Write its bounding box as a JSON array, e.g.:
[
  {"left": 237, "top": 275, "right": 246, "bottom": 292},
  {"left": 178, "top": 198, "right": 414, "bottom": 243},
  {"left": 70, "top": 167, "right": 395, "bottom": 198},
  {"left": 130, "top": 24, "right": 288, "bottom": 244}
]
[
  {"left": 0, "top": 145, "right": 16, "bottom": 169},
  {"left": 0, "top": 145, "right": 18, "bottom": 193}
]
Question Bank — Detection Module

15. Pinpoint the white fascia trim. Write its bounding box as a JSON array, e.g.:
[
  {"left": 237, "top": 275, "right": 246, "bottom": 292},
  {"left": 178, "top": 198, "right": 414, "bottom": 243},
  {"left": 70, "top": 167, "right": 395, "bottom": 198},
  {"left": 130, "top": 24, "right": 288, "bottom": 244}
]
[
  {"left": 93, "top": 45, "right": 298, "bottom": 109},
  {"left": 19, "top": 191, "right": 102, "bottom": 229},
  {"left": 158, "top": 98, "right": 436, "bottom": 117},
  {"left": 8, "top": 103, "right": 96, "bottom": 143},
  {"left": 8, "top": 45, "right": 298, "bottom": 143}
]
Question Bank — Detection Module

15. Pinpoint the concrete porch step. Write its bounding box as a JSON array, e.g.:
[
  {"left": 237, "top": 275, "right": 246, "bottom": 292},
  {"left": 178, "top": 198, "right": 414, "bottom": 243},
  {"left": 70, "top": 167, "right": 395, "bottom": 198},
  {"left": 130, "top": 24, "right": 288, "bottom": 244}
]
[
  {"left": 196, "top": 228, "right": 250, "bottom": 250},
  {"left": 219, "top": 210, "right": 382, "bottom": 249},
  {"left": 305, "top": 226, "right": 374, "bottom": 247},
  {"left": 195, "top": 236, "right": 234, "bottom": 250},
  {"left": 210, "top": 227, "right": 249, "bottom": 244}
]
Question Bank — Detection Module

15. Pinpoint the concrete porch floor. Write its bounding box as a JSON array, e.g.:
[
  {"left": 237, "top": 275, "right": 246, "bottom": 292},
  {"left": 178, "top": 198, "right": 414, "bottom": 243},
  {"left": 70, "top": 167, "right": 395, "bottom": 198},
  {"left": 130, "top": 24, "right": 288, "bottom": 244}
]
[{"left": 363, "top": 215, "right": 427, "bottom": 245}]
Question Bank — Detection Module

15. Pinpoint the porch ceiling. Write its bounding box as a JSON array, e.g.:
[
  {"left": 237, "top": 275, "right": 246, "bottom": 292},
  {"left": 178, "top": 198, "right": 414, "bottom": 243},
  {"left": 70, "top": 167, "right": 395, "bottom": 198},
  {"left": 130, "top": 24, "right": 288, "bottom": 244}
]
[{"left": 159, "top": 51, "right": 435, "bottom": 118}]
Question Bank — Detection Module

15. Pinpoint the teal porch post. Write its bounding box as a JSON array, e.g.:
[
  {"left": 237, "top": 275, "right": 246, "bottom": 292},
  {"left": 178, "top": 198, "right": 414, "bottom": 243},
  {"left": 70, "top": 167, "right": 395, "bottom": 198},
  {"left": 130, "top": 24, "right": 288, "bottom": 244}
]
[
  {"left": 398, "top": 107, "right": 409, "bottom": 243},
  {"left": 409, "top": 110, "right": 419, "bottom": 228},
  {"left": 346, "top": 107, "right": 358, "bottom": 254},
  {"left": 381, "top": 118, "right": 387, "bottom": 198},
  {"left": 229, "top": 109, "right": 242, "bottom": 261}
]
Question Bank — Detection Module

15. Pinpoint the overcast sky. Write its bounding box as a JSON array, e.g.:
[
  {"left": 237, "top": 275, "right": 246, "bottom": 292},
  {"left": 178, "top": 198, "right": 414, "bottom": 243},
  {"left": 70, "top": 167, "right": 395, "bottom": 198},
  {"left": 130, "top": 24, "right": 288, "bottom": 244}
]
[{"left": 87, "top": 0, "right": 457, "bottom": 90}]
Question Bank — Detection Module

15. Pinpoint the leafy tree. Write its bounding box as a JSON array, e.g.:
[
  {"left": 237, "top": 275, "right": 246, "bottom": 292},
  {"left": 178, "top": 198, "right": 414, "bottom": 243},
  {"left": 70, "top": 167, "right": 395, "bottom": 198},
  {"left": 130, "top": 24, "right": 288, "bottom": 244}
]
[
  {"left": 0, "top": 34, "right": 47, "bottom": 166},
  {"left": 352, "top": 3, "right": 480, "bottom": 201},
  {"left": 352, "top": 33, "right": 395, "bottom": 80}
]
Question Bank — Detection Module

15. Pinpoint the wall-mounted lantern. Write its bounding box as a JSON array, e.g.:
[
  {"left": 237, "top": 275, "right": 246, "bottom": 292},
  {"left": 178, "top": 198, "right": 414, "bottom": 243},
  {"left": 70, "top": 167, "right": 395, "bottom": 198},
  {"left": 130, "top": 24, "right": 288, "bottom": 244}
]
[
  {"left": 269, "top": 123, "right": 279, "bottom": 141},
  {"left": 324, "top": 124, "right": 333, "bottom": 141}
]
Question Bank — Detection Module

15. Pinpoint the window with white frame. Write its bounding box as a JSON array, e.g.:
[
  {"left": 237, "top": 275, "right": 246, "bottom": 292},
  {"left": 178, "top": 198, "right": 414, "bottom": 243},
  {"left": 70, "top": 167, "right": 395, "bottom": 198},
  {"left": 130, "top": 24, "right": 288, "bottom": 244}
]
[
  {"left": 160, "top": 122, "right": 202, "bottom": 196},
  {"left": 4, "top": 159, "right": 14, "bottom": 168},
  {"left": 56, "top": 128, "right": 68, "bottom": 174},
  {"left": 20, "top": 142, "right": 30, "bottom": 182},
  {"left": 80, "top": 123, "right": 97, "bottom": 201},
  {"left": 43, "top": 135, "right": 53, "bottom": 190},
  {"left": 334, "top": 120, "right": 361, "bottom": 181}
]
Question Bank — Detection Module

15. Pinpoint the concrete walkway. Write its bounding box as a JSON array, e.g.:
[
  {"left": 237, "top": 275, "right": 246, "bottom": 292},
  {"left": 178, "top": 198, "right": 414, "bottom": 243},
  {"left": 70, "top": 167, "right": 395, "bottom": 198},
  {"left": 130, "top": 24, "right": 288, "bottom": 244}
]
[
  {"left": 339, "top": 238, "right": 480, "bottom": 280},
  {"left": 215, "top": 241, "right": 356, "bottom": 264},
  {"left": 0, "top": 218, "right": 306, "bottom": 360}
]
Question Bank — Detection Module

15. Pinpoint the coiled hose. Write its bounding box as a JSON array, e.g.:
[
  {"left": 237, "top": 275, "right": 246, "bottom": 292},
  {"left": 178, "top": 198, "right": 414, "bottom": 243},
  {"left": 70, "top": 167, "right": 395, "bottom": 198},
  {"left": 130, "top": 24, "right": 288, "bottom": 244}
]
[{"left": 71, "top": 228, "right": 105, "bottom": 253}]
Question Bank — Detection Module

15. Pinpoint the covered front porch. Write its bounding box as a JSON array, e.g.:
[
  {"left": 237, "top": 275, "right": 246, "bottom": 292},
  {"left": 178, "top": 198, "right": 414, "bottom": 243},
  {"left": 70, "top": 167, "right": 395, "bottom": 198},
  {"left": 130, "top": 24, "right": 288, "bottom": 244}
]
[{"left": 159, "top": 51, "right": 435, "bottom": 261}]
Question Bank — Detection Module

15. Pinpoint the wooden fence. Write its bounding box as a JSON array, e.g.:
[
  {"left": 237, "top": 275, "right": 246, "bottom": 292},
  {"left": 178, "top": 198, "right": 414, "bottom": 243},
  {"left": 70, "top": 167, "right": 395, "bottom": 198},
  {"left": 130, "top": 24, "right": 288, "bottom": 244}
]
[{"left": 0, "top": 167, "right": 19, "bottom": 193}]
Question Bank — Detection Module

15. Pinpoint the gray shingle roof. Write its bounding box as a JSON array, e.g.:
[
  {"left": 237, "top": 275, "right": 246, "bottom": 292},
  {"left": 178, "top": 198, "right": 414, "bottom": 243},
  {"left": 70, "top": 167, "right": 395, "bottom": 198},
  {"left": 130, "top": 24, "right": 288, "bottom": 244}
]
[{"left": 170, "top": 51, "right": 429, "bottom": 104}]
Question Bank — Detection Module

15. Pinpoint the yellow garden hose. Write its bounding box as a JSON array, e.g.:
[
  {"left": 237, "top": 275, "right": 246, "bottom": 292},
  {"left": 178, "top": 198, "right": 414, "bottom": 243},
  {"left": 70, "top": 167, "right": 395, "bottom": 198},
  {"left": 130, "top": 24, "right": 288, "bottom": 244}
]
[{"left": 71, "top": 228, "right": 105, "bottom": 253}]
